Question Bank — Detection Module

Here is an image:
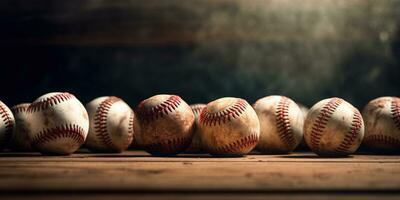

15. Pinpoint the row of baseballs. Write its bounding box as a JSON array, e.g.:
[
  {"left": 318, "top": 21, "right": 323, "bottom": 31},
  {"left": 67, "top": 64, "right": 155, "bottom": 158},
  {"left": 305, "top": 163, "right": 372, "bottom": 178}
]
[{"left": 0, "top": 92, "right": 399, "bottom": 157}]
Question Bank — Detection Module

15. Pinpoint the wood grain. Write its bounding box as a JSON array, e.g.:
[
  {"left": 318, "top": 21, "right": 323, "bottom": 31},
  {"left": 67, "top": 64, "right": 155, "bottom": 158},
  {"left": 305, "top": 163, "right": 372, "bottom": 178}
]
[
  {"left": 0, "top": 150, "right": 399, "bottom": 199},
  {"left": 0, "top": 151, "right": 399, "bottom": 194}
]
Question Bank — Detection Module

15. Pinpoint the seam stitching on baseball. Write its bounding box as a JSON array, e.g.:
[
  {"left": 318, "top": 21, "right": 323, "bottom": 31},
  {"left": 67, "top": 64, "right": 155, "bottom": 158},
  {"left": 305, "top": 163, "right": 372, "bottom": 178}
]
[
  {"left": 199, "top": 99, "right": 248, "bottom": 126},
  {"left": 0, "top": 102, "right": 13, "bottom": 145},
  {"left": 191, "top": 104, "right": 205, "bottom": 116},
  {"left": 27, "top": 93, "right": 74, "bottom": 113},
  {"left": 137, "top": 95, "right": 182, "bottom": 123},
  {"left": 32, "top": 124, "right": 85, "bottom": 146},
  {"left": 391, "top": 99, "right": 400, "bottom": 130},
  {"left": 363, "top": 135, "right": 400, "bottom": 147},
  {"left": 123, "top": 110, "right": 135, "bottom": 149},
  {"left": 334, "top": 110, "right": 363, "bottom": 153},
  {"left": 144, "top": 136, "right": 192, "bottom": 153},
  {"left": 275, "top": 97, "right": 295, "bottom": 148},
  {"left": 93, "top": 96, "right": 121, "bottom": 149},
  {"left": 309, "top": 98, "right": 343, "bottom": 152},
  {"left": 11, "top": 104, "right": 29, "bottom": 115},
  {"left": 207, "top": 133, "right": 259, "bottom": 155}
]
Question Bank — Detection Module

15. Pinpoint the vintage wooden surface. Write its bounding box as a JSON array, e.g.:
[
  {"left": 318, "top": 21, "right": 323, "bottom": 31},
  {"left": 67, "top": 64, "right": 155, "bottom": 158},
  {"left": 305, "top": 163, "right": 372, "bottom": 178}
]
[{"left": 0, "top": 150, "right": 399, "bottom": 199}]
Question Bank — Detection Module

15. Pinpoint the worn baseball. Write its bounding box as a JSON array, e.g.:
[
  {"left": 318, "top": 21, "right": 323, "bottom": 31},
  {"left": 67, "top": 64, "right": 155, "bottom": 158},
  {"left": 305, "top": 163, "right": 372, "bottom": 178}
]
[
  {"left": 199, "top": 97, "right": 260, "bottom": 157},
  {"left": 362, "top": 97, "right": 400, "bottom": 153},
  {"left": 0, "top": 101, "right": 15, "bottom": 150},
  {"left": 10, "top": 103, "right": 32, "bottom": 151},
  {"left": 304, "top": 97, "right": 364, "bottom": 156},
  {"left": 185, "top": 104, "right": 206, "bottom": 153},
  {"left": 253, "top": 96, "right": 304, "bottom": 154},
  {"left": 135, "top": 94, "right": 195, "bottom": 156},
  {"left": 26, "top": 92, "right": 89, "bottom": 155},
  {"left": 85, "top": 96, "right": 135, "bottom": 153}
]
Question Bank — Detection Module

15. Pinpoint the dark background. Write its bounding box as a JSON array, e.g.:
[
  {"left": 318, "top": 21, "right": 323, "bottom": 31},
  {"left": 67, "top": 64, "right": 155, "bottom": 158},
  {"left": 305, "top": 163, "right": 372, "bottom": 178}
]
[{"left": 0, "top": 0, "right": 399, "bottom": 109}]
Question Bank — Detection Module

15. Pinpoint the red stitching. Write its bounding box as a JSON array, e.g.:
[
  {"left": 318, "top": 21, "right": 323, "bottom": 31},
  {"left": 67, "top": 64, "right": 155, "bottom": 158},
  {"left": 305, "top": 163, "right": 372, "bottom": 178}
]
[
  {"left": 199, "top": 99, "right": 248, "bottom": 126},
  {"left": 11, "top": 103, "right": 30, "bottom": 115},
  {"left": 27, "top": 93, "right": 75, "bottom": 113},
  {"left": 136, "top": 95, "right": 182, "bottom": 123},
  {"left": 275, "top": 97, "right": 295, "bottom": 147},
  {"left": 391, "top": 99, "right": 400, "bottom": 130},
  {"left": 143, "top": 136, "right": 192, "bottom": 155},
  {"left": 207, "top": 133, "right": 259, "bottom": 155},
  {"left": 191, "top": 104, "right": 206, "bottom": 116},
  {"left": 309, "top": 98, "right": 343, "bottom": 151},
  {"left": 334, "top": 110, "right": 363, "bottom": 152},
  {"left": 0, "top": 102, "right": 13, "bottom": 146},
  {"left": 363, "top": 135, "right": 400, "bottom": 147},
  {"left": 123, "top": 110, "right": 135, "bottom": 149},
  {"left": 93, "top": 96, "right": 121, "bottom": 149},
  {"left": 32, "top": 124, "right": 85, "bottom": 146}
]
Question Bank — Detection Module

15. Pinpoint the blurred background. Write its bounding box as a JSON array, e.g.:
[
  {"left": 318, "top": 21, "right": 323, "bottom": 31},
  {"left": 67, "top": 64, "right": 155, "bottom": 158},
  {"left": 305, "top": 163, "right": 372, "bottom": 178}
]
[{"left": 0, "top": 0, "right": 399, "bottom": 109}]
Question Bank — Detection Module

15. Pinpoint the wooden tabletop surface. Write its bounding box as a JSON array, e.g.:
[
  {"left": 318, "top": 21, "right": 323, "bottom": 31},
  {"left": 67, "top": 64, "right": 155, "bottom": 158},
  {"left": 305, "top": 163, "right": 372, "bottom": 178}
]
[{"left": 0, "top": 150, "right": 399, "bottom": 200}]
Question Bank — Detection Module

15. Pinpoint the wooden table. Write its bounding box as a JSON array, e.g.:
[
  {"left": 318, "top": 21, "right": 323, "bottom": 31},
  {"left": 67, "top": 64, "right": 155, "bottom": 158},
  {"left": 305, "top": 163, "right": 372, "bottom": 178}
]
[{"left": 0, "top": 150, "right": 399, "bottom": 200}]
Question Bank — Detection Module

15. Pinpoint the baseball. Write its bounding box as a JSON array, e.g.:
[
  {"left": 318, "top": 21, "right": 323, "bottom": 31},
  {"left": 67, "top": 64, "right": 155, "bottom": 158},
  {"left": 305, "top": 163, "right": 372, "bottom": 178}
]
[
  {"left": 362, "top": 97, "right": 400, "bottom": 153},
  {"left": 0, "top": 101, "right": 15, "bottom": 150},
  {"left": 185, "top": 104, "right": 206, "bottom": 153},
  {"left": 199, "top": 97, "right": 260, "bottom": 157},
  {"left": 26, "top": 92, "right": 89, "bottom": 155},
  {"left": 135, "top": 94, "right": 195, "bottom": 156},
  {"left": 304, "top": 97, "right": 364, "bottom": 156},
  {"left": 253, "top": 95, "right": 304, "bottom": 154},
  {"left": 10, "top": 103, "right": 32, "bottom": 151},
  {"left": 85, "top": 96, "right": 135, "bottom": 153}
]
